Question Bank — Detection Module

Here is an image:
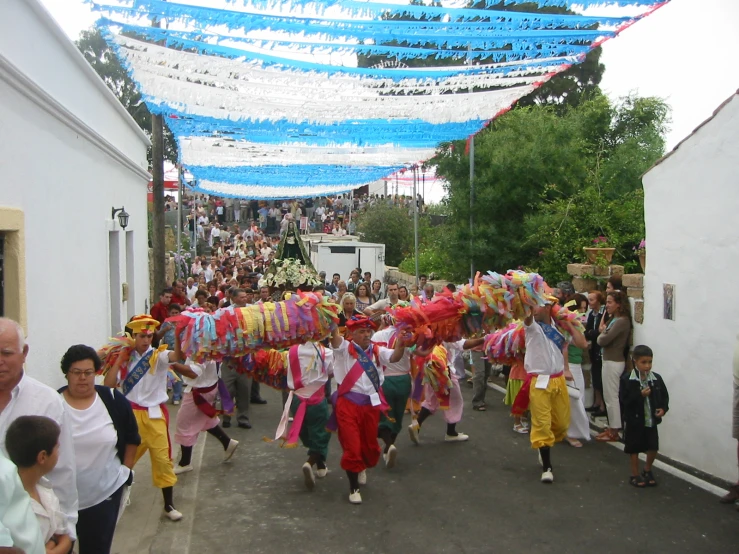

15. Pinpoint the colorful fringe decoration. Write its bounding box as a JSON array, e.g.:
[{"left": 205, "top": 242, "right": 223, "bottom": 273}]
[
  {"left": 389, "top": 270, "right": 551, "bottom": 346},
  {"left": 483, "top": 322, "right": 525, "bottom": 365},
  {"left": 252, "top": 349, "right": 289, "bottom": 391},
  {"left": 169, "top": 292, "right": 338, "bottom": 362},
  {"left": 483, "top": 306, "right": 585, "bottom": 362},
  {"left": 422, "top": 345, "right": 452, "bottom": 410},
  {"left": 98, "top": 334, "right": 134, "bottom": 376}
]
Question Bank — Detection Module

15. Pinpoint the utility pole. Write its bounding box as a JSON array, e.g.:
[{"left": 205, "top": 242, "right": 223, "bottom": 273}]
[
  {"left": 413, "top": 165, "right": 419, "bottom": 286},
  {"left": 175, "top": 165, "right": 183, "bottom": 279},
  {"left": 469, "top": 134, "right": 475, "bottom": 282},
  {"left": 151, "top": 114, "right": 166, "bottom": 296},
  {"left": 151, "top": 10, "right": 166, "bottom": 298},
  {"left": 467, "top": 43, "right": 475, "bottom": 282}
]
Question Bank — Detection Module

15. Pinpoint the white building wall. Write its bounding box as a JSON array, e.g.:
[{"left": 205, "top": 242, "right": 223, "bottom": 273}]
[
  {"left": 0, "top": 0, "right": 150, "bottom": 167},
  {"left": 0, "top": 0, "right": 150, "bottom": 389},
  {"left": 638, "top": 93, "right": 739, "bottom": 481}
]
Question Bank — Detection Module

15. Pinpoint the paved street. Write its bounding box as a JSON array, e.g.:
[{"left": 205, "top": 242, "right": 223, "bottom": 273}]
[{"left": 113, "top": 383, "right": 737, "bottom": 554}]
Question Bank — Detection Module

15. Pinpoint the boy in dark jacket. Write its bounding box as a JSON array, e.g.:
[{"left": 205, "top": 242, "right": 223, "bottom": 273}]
[{"left": 619, "top": 345, "right": 669, "bottom": 488}]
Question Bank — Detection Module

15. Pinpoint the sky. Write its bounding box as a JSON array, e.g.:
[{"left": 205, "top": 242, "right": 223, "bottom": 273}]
[{"left": 37, "top": 0, "right": 739, "bottom": 204}]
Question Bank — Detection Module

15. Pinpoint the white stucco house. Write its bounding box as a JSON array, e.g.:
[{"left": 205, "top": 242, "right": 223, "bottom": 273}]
[
  {"left": 637, "top": 90, "right": 739, "bottom": 482},
  {"left": 0, "top": 0, "right": 151, "bottom": 387}
]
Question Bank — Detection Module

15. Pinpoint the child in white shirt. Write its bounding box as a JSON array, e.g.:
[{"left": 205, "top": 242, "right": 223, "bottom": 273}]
[{"left": 5, "top": 416, "right": 71, "bottom": 554}]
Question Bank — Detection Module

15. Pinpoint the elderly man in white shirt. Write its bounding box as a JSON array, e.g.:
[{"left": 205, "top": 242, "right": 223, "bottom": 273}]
[
  {"left": 0, "top": 449, "right": 45, "bottom": 554},
  {"left": 0, "top": 318, "right": 78, "bottom": 542}
]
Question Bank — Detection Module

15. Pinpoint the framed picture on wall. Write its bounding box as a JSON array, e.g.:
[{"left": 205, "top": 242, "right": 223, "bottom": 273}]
[{"left": 663, "top": 284, "right": 675, "bottom": 320}]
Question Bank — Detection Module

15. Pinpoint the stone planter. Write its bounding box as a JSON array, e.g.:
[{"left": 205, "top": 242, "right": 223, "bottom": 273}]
[
  {"left": 583, "top": 247, "right": 615, "bottom": 265},
  {"left": 638, "top": 252, "right": 646, "bottom": 272}
]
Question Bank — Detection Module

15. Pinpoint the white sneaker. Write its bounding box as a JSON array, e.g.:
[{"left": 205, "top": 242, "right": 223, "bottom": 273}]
[
  {"left": 164, "top": 507, "right": 183, "bottom": 521},
  {"left": 173, "top": 400, "right": 181, "bottom": 406},
  {"left": 223, "top": 439, "right": 239, "bottom": 462},
  {"left": 408, "top": 421, "right": 420, "bottom": 445},
  {"left": 288, "top": 416, "right": 294, "bottom": 422},
  {"left": 384, "top": 445, "right": 397, "bottom": 469},
  {"left": 357, "top": 470, "right": 367, "bottom": 486},
  {"left": 174, "top": 464, "right": 193, "bottom": 475},
  {"left": 316, "top": 466, "right": 328, "bottom": 478},
  {"left": 541, "top": 469, "right": 554, "bottom": 484},
  {"left": 302, "top": 462, "right": 315, "bottom": 491},
  {"left": 444, "top": 433, "right": 469, "bottom": 442},
  {"left": 349, "top": 489, "right": 362, "bottom": 504}
]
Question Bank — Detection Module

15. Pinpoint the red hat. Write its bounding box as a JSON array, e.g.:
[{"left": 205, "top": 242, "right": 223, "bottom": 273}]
[{"left": 346, "top": 315, "right": 378, "bottom": 331}]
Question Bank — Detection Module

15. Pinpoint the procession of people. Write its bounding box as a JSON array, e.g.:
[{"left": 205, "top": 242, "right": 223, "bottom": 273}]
[{"left": 7, "top": 201, "right": 739, "bottom": 554}]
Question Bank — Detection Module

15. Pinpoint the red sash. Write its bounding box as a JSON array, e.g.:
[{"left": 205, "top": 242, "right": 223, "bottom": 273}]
[
  {"left": 130, "top": 401, "right": 172, "bottom": 458},
  {"left": 272, "top": 345, "right": 328, "bottom": 446},
  {"left": 192, "top": 383, "right": 218, "bottom": 418},
  {"left": 337, "top": 344, "right": 390, "bottom": 413},
  {"left": 511, "top": 371, "right": 564, "bottom": 416}
]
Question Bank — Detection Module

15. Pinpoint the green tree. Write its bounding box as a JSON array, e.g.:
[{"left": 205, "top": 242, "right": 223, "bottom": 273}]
[
  {"left": 430, "top": 92, "right": 669, "bottom": 282},
  {"left": 355, "top": 204, "right": 415, "bottom": 267},
  {"left": 76, "top": 28, "right": 178, "bottom": 163}
]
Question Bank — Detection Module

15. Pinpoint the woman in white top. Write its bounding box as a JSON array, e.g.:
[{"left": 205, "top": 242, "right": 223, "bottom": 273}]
[{"left": 59, "top": 345, "right": 140, "bottom": 554}]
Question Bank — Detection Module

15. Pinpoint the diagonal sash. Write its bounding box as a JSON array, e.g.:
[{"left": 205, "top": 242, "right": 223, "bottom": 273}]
[
  {"left": 121, "top": 350, "right": 154, "bottom": 397},
  {"left": 352, "top": 343, "right": 381, "bottom": 393},
  {"left": 539, "top": 322, "right": 566, "bottom": 351}
]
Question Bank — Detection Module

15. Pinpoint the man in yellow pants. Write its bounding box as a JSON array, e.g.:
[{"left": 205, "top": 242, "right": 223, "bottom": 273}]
[
  {"left": 523, "top": 301, "right": 587, "bottom": 483},
  {"left": 105, "top": 315, "right": 199, "bottom": 521}
]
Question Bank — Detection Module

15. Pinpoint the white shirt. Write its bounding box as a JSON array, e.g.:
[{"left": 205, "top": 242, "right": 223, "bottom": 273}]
[
  {"left": 261, "top": 246, "right": 272, "bottom": 261},
  {"left": 0, "top": 373, "right": 78, "bottom": 539},
  {"left": 182, "top": 359, "right": 219, "bottom": 390},
  {"left": 0, "top": 451, "right": 44, "bottom": 554},
  {"left": 124, "top": 347, "right": 173, "bottom": 409},
  {"left": 286, "top": 343, "right": 334, "bottom": 390},
  {"left": 372, "top": 327, "right": 411, "bottom": 376},
  {"left": 331, "top": 338, "right": 392, "bottom": 395},
  {"left": 366, "top": 297, "right": 394, "bottom": 312},
  {"left": 186, "top": 285, "right": 198, "bottom": 300},
  {"left": 523, "top": 320, "right": 565, "bottom": 375},
  {"left": 30, "top": 480, "right": 68, "bottom": 543},
  {"left": 204, "top": 266, "right": 215, "bottom": 282},
  {"left": 62, "top": 394, "right": 130, "bottom": 509},
  {"left": 443, "top": 339, "right": 467, "bottom": 379}
]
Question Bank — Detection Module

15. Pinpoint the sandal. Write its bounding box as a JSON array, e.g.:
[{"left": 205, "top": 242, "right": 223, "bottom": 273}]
[
  {"left": 642, "top": 470, "right": 657, "bottom": 487},
  {"left": 513, "top": 424, "right": 529, "bottom": 434},
  {"left": 629, "top": 475, "right": 646, "bottom": 488},
  {"left": 565, "top": 438, "right": 583, "bottom": 448},
  {"left": 473, "top": 405, "right": 486, "bottom": 411},
  {"left": 596, "top": 429, "right": 620, "bottom": 442}
]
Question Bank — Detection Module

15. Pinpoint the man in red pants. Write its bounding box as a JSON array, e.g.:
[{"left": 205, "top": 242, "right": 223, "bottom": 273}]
[{"left": 329, "top": 316, "right": 409, "bottom": 504}]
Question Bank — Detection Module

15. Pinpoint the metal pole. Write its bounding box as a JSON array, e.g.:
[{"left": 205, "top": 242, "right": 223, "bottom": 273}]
[
  {"left": 413, "top": 166, "right": 419, "bottom": 286},
  {"left": 470, "top": 135, "right": 475, "bottom": 282},
  {"left": 467, "top": 43, "right": 475, "bottom": 283},
  {"left": 176, "top": 165, "right": 182, "bottom": 279},
  {"left": 348, "top": 190, "right": 353, "bottom": 234}
]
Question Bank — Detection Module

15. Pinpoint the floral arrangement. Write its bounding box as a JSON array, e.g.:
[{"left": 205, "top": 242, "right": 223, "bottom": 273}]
[
  {"left": 591, "top": 236, "right": 612, "bottom": 248},
  {"left": 259, "top": 258, "right": 321, "bottom": 289},
  {"left": 634, "top": 239, "right": 646, "bottom": 255}
]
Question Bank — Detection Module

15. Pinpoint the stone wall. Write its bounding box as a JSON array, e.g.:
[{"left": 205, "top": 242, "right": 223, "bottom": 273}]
[
  {"left": 565, "top": 263, "right": 644, "bottom": 324},
  {"left": 385, "top": 266, "right": 451, "bottom": 291}
]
